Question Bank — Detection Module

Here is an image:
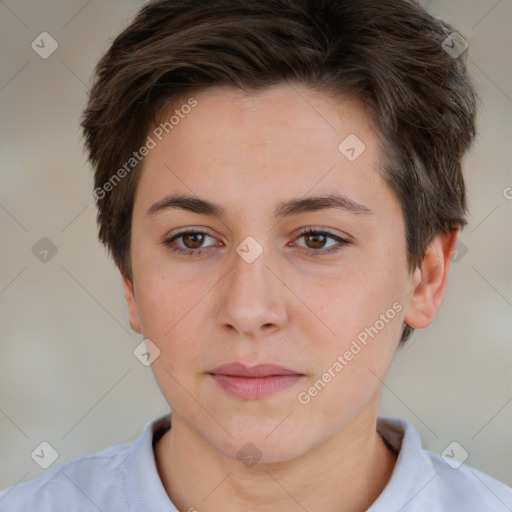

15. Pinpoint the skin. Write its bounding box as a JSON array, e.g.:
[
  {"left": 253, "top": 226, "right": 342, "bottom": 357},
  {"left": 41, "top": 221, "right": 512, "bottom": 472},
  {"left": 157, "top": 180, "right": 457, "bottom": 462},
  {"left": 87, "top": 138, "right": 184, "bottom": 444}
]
[{"left": 121, "top": 84, "right": 458, "bottom": 512}]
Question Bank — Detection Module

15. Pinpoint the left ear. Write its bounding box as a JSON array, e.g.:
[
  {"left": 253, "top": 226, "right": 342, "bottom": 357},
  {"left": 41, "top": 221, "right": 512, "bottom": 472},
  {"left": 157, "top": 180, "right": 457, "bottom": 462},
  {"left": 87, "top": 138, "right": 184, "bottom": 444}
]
[{"left": 403, "top": 229, "right": 459, "bottom": 330}]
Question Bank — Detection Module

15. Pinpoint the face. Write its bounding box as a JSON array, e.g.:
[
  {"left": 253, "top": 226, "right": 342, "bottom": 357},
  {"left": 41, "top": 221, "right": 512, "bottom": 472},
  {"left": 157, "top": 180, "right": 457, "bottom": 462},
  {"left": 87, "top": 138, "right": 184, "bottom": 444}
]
[{"left": 122, "top": 85, "right": 442, "bottom": 462}]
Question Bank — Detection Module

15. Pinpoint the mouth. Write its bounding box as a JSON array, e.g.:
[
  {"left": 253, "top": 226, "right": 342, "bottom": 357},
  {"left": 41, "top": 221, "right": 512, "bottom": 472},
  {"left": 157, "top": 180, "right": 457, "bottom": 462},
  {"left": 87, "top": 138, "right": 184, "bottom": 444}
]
[{"left": 207, "top": 362, "right": 306, "bottom": 400}]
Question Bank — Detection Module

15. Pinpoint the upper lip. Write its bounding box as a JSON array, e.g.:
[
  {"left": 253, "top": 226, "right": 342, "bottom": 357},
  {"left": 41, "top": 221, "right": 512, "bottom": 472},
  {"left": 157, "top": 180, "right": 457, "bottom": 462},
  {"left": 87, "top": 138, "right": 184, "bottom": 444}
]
[{"left": 209, "top": 362, "right": 303, "bottom": 378}]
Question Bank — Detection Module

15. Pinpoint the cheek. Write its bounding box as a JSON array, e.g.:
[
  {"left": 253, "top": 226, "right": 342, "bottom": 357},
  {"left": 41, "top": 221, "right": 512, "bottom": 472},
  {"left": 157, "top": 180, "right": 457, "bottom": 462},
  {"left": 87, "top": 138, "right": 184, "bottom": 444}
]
[
  {"left": 298, "top": 262, "right": 403, "bottom": 342},
  {"left": 295, "top": 255, "right": 406, "bottom": 390},
  {"left": 133, "top": 250, "right": 201, "bottom": 331},
  {"left": 134, "top": 264, "right": 211, "bottom": 367},
  {"left": 296, "top": 279, "right": 403, "bottom": 422}
]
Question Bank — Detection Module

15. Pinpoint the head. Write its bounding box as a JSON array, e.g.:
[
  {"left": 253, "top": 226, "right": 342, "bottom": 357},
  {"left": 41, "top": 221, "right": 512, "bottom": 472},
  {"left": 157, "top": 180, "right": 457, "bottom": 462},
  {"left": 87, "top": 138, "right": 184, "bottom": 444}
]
[{"left": 82, "top": 0, "right": 477, "bottom": 462}]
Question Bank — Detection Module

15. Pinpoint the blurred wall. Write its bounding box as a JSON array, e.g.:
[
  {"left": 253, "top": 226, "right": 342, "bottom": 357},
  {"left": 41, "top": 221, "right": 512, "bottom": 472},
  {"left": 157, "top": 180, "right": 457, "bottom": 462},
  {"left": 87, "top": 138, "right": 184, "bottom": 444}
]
[{"left": 0, "top": 0, "right": 511, "bottom": 490}]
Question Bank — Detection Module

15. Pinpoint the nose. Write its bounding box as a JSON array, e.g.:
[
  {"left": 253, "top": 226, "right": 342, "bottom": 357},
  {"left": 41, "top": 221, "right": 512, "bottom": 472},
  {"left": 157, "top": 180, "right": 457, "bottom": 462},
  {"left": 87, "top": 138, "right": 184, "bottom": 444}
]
[{"left": 216, "top": 242, "right": 289, "bottom": 338}]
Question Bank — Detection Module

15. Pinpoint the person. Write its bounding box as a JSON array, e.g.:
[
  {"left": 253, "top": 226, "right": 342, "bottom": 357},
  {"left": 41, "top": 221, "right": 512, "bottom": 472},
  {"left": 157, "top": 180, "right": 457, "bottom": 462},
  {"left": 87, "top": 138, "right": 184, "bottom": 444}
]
[{"left": 1, "top": 0, "right": 511, "bottom": 510}]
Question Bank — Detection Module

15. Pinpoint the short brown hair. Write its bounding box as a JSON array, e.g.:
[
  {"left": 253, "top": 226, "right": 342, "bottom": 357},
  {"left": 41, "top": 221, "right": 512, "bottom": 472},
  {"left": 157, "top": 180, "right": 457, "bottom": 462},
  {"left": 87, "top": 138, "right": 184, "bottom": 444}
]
[{"left": 81, "top": 0, "right": 478, "bottom": 343}]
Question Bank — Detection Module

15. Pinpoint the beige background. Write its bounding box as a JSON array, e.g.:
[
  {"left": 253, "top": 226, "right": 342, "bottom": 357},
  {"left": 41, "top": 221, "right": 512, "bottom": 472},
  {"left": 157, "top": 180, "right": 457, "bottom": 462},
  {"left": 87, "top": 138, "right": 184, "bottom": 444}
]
[{"left": 0, "top": 0, "right": 511, "bottom": 491}]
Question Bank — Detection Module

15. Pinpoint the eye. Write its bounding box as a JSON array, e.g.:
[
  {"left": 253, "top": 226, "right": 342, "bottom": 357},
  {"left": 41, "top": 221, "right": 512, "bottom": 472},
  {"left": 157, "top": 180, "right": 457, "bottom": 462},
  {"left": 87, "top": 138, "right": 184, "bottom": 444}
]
[
  {"left": 162, "top": 228, "right": 351, "bottom": 258},
  {"left": 162, "top": 230, "right": 221, "bottom": 256},
  {"left": 293, "top": 228, "right": 351, "bottom": 255}
]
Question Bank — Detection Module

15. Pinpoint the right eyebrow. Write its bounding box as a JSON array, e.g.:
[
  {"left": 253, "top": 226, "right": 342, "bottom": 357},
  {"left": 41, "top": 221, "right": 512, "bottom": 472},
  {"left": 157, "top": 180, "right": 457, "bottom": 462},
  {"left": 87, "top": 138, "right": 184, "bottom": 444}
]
[{"left": 147, "top": 194, "right": 226, "bottom": 217}]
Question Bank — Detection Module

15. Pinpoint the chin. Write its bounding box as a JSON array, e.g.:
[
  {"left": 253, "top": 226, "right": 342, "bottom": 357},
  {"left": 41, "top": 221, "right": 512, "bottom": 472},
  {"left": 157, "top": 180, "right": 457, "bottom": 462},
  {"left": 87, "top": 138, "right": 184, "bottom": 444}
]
[
  {"left": 222, "top": 438, "right": 306, "bottom": 465},
  {"left": 209, "top": 420, "right": 313, "bottom": 465}
]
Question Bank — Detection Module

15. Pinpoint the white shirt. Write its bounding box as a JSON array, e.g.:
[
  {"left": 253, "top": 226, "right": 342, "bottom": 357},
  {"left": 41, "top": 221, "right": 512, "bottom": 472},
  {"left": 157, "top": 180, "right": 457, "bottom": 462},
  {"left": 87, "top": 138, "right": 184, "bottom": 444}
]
[{"left": 1, "top": 414, "right": 511, "bottom": 511}]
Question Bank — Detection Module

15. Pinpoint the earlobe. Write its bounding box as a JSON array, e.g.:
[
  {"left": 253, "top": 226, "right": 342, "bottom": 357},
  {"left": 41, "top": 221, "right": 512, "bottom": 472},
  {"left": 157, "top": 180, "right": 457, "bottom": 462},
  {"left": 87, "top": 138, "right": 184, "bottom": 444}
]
[
  {"left": 119, "top": 268, "right": 142, "bottom": 334},
  {"left": 403, "top": 230, "right": 459, "bottom": 330}
]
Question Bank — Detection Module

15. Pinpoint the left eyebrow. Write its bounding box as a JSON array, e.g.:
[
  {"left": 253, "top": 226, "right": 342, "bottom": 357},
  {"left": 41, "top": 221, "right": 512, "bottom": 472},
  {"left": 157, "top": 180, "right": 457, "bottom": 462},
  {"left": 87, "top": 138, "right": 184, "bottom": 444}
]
[
  {"left": 146, "top": 193, "right": 372, "bottom": 218},
  {"left": 274, "top": 193, "right": 372, "bottom": 217}
]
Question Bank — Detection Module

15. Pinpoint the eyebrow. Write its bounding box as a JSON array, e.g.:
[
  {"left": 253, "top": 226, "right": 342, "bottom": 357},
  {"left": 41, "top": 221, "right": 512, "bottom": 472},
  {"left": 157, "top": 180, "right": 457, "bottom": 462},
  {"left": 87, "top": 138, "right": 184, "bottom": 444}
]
[{"left": 146, "top": 193, "right": 372, "bottom": 218}]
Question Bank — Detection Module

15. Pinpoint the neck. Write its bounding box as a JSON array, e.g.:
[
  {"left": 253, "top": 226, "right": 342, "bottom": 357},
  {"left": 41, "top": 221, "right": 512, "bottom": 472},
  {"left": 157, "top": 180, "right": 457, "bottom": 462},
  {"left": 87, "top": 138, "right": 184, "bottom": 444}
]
[{"left": 155, "top": 408, "right": 397, "bottom": 512}]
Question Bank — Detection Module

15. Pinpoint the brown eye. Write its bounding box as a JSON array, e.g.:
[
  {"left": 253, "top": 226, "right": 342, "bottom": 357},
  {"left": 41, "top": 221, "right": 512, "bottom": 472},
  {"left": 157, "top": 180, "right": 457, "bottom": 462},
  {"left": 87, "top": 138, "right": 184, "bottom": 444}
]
[
  {"left": 294, "top": 228, "right": 351, "bottom": 255},
  {"left": 303, "top": 232, "right": 328, "bottom": 249},
  {"left": 162, "top": 230, "right": 220, "bottom": 256},
  {"left": 181, "top": 232, "right": 206, "bottom": 249}
]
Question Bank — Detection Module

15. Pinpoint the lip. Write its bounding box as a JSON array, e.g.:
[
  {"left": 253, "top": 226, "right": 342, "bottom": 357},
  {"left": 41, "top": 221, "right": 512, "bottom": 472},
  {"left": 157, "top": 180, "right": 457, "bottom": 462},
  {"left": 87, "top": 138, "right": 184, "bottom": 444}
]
[{"left": 208, "top": 362, "right": 305, "bottom": 400}]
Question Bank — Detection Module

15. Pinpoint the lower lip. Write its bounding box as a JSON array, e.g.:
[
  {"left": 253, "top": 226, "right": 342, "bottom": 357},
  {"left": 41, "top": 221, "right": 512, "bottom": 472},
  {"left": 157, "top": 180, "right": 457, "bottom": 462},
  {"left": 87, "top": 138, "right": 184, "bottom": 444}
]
[{"left": 209, "top": 374, "right": 304, "bottom": 399}]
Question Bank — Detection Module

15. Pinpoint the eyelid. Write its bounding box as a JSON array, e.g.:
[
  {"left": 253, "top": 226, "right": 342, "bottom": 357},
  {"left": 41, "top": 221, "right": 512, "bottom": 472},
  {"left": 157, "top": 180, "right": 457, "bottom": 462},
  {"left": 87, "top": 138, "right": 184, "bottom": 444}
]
[
  {"left": 294, "top": 226, "right": 351, "bottom": 240},
  {"left": 166, "top": 226, "right": 219, "bottom": 238}
]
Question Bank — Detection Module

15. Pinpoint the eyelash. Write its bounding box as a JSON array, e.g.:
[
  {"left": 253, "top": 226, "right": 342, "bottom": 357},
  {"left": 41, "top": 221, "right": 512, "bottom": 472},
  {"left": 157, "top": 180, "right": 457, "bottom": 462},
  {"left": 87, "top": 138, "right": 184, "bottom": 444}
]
[{"left": 162, "top": 228, "right": 351, "bottom": 257}]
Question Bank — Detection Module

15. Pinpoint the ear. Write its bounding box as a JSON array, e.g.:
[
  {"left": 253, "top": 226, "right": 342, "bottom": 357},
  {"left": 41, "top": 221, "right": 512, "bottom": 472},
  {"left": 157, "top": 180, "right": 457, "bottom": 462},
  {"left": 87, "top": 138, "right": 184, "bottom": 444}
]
[
  {"left": 119, "top": 268, "right": 142, "bottom": 334},
  {"left": 403, "top": 229, "right": 459, "bottom": 330}
]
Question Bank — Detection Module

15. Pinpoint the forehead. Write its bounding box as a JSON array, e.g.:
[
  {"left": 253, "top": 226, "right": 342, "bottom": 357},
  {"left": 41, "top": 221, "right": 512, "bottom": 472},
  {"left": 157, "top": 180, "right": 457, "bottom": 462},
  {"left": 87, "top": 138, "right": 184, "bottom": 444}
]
[
  {"left": 158, "top": 84, "right": 380, "bottom": 161},
  {"left": 135, "top": 84, "right": 394, "bottom": 219}
]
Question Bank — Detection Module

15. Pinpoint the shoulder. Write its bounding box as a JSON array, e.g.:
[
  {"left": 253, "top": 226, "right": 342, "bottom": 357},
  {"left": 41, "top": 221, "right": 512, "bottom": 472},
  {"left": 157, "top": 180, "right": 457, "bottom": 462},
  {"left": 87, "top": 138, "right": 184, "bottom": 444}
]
[
  {"left": 375, "top": 416, "right": 512, "bottom": 511},
  {"left": 425, "top": 449, "right": 512, "bottom": 511},
  {"left": 0, "top": 441, "right": 132, "bottom": 512},
  {"left": 0, "top": 414, "right": 173, "bottom": 512}
]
